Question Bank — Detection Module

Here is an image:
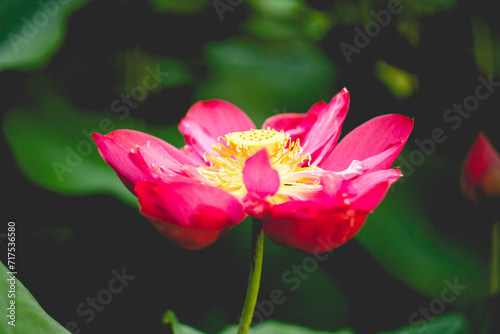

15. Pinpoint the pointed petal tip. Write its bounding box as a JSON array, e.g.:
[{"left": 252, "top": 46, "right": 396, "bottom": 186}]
[
  {"left": 333, "top": 87, "right": 350, "bottom": 103},
  {"left": 320, "top": 113, "right": 413, "bottom": 172},
  {"left": 91, "top": 132, "right": 104, "bottom": 143},
  {"left": 475, "top": 131, "right": 493, "bottom": 147}
]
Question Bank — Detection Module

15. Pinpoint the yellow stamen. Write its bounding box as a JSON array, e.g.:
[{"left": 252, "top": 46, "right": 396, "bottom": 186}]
[{"left": 198, "top": 129, "right": 323, "bottom": 202}]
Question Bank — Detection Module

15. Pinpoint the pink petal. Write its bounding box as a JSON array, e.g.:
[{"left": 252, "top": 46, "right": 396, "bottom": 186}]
[
  {"left": 180, "top": 145, "right": 209, "bottom": 167},
  {"left": 105, "top": 129, "right": 198, "bottom": 166},
  {"left": 263, "top": 199, "right": 367, "bottom": 254},
  {"left": 301, "top": 88, "right": 350, "bottom": 165},
  {"left": 262, "top": 89, "right": 350, "bottom": 166},
  {"left": 178, "top": 121, "right": 219, "bottom": 162},
  {"left": 136, "top": 181, "right": 245, "bottom": 250},
  {"left": 335, "top": 160, "right": 368, "bottom": 180},
  {"left": 243, "top": 149, "right": 280, "bottom": 199},
  {"left": 348, "top": 169, "right": 401, "bottom": 212},
  {"left": 92, "top": 133, "right": 153, "bottom": 192},
  {"left": 320, "top": 114, "right": 414, "bottom": 172},
  {"left": 128, "top": 140, "right": 186, "bottom": 184},
  {"left": 262, "top": 168, "right": 401, "bottom": 254},
  {"left": 242, "top": 149, "right": 280, "bottom": 217},
  {"left": 461, "top": 132, "right": 500, "bottom": 202},
  {"left": 360, "top": 141, "right": 406, "bottom": 171},
  {"left": 178, "top": 100, "right": 256, "bottom": 159},
  {"left": 93, "top": 130, "right": 199, "bottom": 192},
  {"left": 262, "top": 112, "right": 317, "bottom": 142}
]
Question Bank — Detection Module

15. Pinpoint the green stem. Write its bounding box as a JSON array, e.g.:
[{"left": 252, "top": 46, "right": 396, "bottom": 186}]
[
  {"left": 490, "top": 221, "right": 500, "bottom": 295},
  {"left": 237, "top": 218, "right": 264, "bottom": 334}
]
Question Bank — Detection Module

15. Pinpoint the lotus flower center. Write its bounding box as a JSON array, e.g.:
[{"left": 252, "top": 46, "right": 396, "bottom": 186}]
[
  {"left": 227, "top": 129, "right": 285, "bottom": 155},
  {"left": 198, "top": 128, "right": 324, "bottom": 203}
]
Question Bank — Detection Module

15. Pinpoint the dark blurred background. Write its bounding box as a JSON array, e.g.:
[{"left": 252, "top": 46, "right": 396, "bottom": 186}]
[{"left": 1, "top": 0, "right": 499, "bottom": 333}]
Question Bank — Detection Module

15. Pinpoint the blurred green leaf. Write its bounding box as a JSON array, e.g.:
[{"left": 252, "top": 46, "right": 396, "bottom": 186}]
[
  {"left": 243, "top": 15, "right": 303, "bottom": 41},
  {"left": 158, "top": 57, "right": 195, "bottom": 88},
  {"left": 147, "top": 0, "right": 211, "bottom": 14},
  {"left": 115, "top": 49, "right": 193, "bottom": 95},
  {"left": 32, "top": 226, "right": 75, "bottom": 243},
  {"left": 375, "top": 61, "right": 418, "bottom": 99},
  {"left": 493, "top": 37, "right": 500, "bottom": 78},
  {"left": 163, "top": 309, "right": 354, "bottom": 334},
  {"left": 0, "top": 0, "right": 90, "bottom": 70},
  {"left": 391, "top": 0, "right": 456, "bottom": 16},
  {"left": 0, "top": 261, "right": 70, "bottom": 333},
  {"left": 330, "top": 1, "right": 363, "bottom": 25},
  {"left": 418, "top": 0, "right": 457, "bottom": 14},
  {"left": 471, "top": 16, "right": 494, "bottom": 77},
  {"left": 3, "top": 75, "right": 185, "bottom": 207},
  {"left": 163, "top": 310, "right": 207, "bottom": 334},
  {"left": 378, "top": 312, "right": 469, "bottom": 334},
  {"left": 356, "top": 150, "right": 488, "bottom": 309},
  {"left": 303, "top": 11, "right": 333, "bottom": 41},
  {"left": 219, "top": 320, "right": 354, "bottom": 334},
  {"left": 198, "top": 38, "right": 336, "bottom": 126},
  {"left": 396, "top": 18, "right": 421, "bottom": 48},
  {"left": 468, "top": 293, "right": 500, "bottom": 334},
  {"left": 249, "top": 0, "right": 303, "bottom": 19}
]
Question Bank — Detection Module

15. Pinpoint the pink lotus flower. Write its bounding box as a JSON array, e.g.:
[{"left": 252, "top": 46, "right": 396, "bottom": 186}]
[
  {"left": 461, "top": 132, "right": 500, "bottom": 203},
  {"left": 92, "top": 88, "right": 413, "bottom": 253}
]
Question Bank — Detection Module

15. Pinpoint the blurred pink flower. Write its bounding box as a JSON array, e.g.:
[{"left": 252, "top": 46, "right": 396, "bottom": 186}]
[
  {"left": 461, "top": 132, "right": 500, "bottom": 203},
  {"left": 93, "top": 88, "right": 413, "bottom": 253}
]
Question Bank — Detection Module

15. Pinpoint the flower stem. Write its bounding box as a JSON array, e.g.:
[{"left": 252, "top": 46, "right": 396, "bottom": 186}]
[
  {"left": 237, "top": 217, "right": 264, "bottom": 334},
  {"left": 490, "top": 221, "right": 500, "bottom": 295}
]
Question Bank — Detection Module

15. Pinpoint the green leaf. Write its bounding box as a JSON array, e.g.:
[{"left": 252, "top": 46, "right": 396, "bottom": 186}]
[
  {"left": 198, "top": 38, "right": 336, "bottom": 127},
  {"left": 356, "top": 150, "right": 488, "bottom": 309},
  {"left": 162, "top": 310, "right": 207, "bottom": 334},
  {"left": 219, "top": 320, "right": 354, "bottom": 334},
  {"left": 418, "top": 0, "right": 457, "bottom": 14},
  {"left": 0, "top": 0, "right": 90, "bottom": 70},
  {"left": 249, "top": 0, "right": 304, "bottom": 19},
  {"left": 0, "top": 261, "right": 70, "bottom": 334},
  {"left": 471, "top": 16, "right": 494, "bottom": 77},
  {"left": 374, "top": 61, "right": 419, "bottom": 100},
  {"left": 3, "top": 75, "right": 185, "bottom": 207},
  {"left": 147, "top": 0, "right": 211, "bottom": 14},
  {"left": 378, "top": 312, "right": 469, "bottom": 334}
]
